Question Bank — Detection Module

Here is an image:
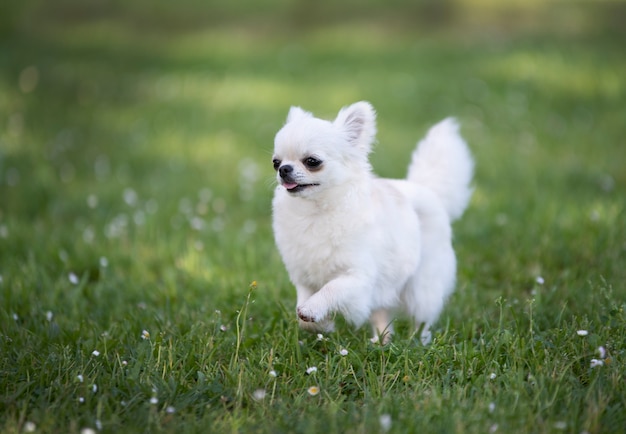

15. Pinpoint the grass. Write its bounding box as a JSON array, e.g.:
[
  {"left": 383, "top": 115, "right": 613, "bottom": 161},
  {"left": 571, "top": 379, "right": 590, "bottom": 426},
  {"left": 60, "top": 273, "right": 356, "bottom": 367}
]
[{"left": 1, "top": 1, "right": 625, "bottom": 433}]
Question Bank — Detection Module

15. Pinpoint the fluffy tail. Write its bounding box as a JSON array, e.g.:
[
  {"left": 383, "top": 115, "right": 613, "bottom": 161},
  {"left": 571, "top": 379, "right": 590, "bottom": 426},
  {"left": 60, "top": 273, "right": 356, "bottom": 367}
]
[{"left": 407, "top": 118, "right": 474, "bottom": 221}]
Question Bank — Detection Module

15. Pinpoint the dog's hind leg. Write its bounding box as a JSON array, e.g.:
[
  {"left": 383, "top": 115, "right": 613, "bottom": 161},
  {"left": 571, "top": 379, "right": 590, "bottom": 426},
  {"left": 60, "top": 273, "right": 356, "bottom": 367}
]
[{"left": 369, "top": 309, "right": 394, "bottom": 344}]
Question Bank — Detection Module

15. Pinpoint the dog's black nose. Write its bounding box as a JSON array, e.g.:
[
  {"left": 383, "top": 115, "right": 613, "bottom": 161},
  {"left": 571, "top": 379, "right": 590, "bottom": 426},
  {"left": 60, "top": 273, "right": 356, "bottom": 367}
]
[{"left": 279, "top": 165, "right": 293, "bottom": 178}]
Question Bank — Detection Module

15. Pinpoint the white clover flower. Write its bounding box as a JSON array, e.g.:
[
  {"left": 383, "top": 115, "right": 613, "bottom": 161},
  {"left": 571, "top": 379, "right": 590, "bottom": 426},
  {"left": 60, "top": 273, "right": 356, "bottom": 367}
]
[
  {"left": 99, "top": 257, "right": 109, "bottom": 268},
  {"left": 252, "top": 389, "right": 266, "bottom": 401},
  {"left": 306, "top": 366, "right": 317, "bottom": 375},
  {"left": 488, "top": 402, "right": 496, "bottom": 413},
  {"left": 576, "top": 330, "right": 588, "bottom": 336},
  {"left": 12, "top": 313, "right": 18, "bottom": 321},
  {"left": 95, "top": 420, "right": 102, "bottom": 431},
  {"left": 269, "top": 370, "right": 277, "bottom": 377},
  {"left": 69, "top": 272, "right": 79, "bottom": 285},
  {"left": 80, "top": 428, "right": 96, "bottom": 434},
  {"left": 166, "top": 406, "right": 176, "bottom": 414},
  {"left": 92, "top": 350, "right": 100, "bottom": 357},
  {"left": 307, "top": 386, "right": 320, "bottom": 396},
  {"left": 489, "top": 372, "right": 497, "bottom": 380},
  {"left": 316, "top": 333, "right": 324, "bottom": 341},
  {"left": 489, "top": 423, "right": 499, "bottom": 433},
  {"left": 78, "top": 396, "right": 85, "bottom": 403},
  {"left": 23, "top": 422, "right": 37, "bottom": 433},
  {"left": 141, "top": 330, "right": 150, "bottom": 340},
  {"left": 150, "top": 397, "right": 158, "bottom": 405},
  {"left": 92, "top": 384, "right": 98, "bottom": 393},
  {"left": 121, "top": 360, "right": 128, "bottom": 367},
  {"left": 339, "top": 349, "right": 349, "bottom": 356},
  {"left": 590, "top": 359, "right": 604, "bottom": 368},
  {"left": 219, "top": 324, "right": 228, "bottom": 332},
  {"left": 379, "top": 414, "right": 392, "bottom": 432},
  {"left": 535, "top": 276, "right": 544, "bottom": 285},
  {"left": 46, "top": 311, "right": 53, "bottom": 321},
  {"left": 77, "top": 374, "right": 84, "bottom": 383},
  {"left": 597, "top": 346, "right": 606, "bottom": 359}
]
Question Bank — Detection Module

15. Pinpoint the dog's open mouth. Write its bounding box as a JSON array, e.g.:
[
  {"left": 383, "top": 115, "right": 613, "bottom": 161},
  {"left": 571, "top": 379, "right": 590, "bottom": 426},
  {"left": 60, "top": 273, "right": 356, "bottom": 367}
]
[{"left": 283, "top": 182, "right": 319, "bottom": 193}]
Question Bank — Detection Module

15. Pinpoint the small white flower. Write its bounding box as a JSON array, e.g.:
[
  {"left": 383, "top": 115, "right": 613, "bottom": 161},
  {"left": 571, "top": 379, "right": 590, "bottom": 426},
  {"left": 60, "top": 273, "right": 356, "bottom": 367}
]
[
  {"left": 23, "top": 421, "right": 36, "bottom": 432},
  {"left": 554, "top": 421, "right": 567, "bottom": 430},
  {"left": 141, "top": 330, "right": 150, "bottom": 340},
  {"left": 121, "top": 360, "right": 128, "bottom": 367},
  {"left": 489, "top": 372, "right": 497, "bottom": 380},
  {"left": 379, "top": 414, "right": 392, "bottom": 432},
  {"left": 95, "top": 420, "right": 102, "bottom": 431},
  {"left": 306, "top": 366, "right": 317, "bottom": 375},
  {"left": 78, "top": 396, "right": 85, "bottom": 403},
  {"left": 269, "top": 370, "right": 277, "bottom": 377},
  {"left": 489, "top": 423, "right": 499, "bottom": 433},
  {"left": 597, "top": 346, "right": 606, "bottom": 359},
  {"left": 77, "top": 374, "right": 84, "bottom": 383},
  {"left": 99, "top": 257, "right": 109, "bottom": 267},
  {"left": 339, "top": 348, "right": 349, "bottom": 356},
  {"left": 219, "top": 324, "right": 228, "bottom": 332},
  {"left": 69, "top": 272, "right": 79, "bottom": 285},
  {"left": 307, "top": 386, "right": 320, "bottom": 396},
  {"left": 590, "top": 359, "right": 604, "bottom": 368},
  {"left": 12, "top": 313, "right": 18, "bottom": 321},
  {"left": 316, "top": 333, "right": 324, "bottom": 341},
  {"left": 46, "top": 311, "right": 53, "bottom": 321},
  {"left": 252, "top": 389, "right": 266, "bottom": 401},
  {"left": 123, "top": 188, "right": 138, "bottom": 206},
  {"left": 92, "top": 350, "right": 100, "bottom": 357},
  {"left": 150, "top": 397, "right": 158, "bottom": 405},
  {"left": 535, "top": 276, "right": 544, "bottom": 285},
  {"left": 80, "top": 428, "right": 96, "bottom": 434},
  {"left": 576, "top": 330, "right": 589, "bottom": 336},
  {"left": 87, "top": 194, "right": 98, "bottom": 208},
  {"left": 92, "top": 384, "right": 98, "bottom": 393},
  {"left": 120, "top": 400, "right": 127, "bottom": 407},
  {"left": 488, "top": 402, "right": 496, "bottom": 413},
  {"left": 166, "top": 406, "right": 176, "bottom": 414}
]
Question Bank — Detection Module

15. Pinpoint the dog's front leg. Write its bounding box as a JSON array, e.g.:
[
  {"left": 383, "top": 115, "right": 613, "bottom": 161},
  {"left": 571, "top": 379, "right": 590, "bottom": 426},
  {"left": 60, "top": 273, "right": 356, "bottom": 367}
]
[
  {"left": 295, "top": 285, "right": 335, "bottom": 332},
  {"left": 297, "top": 274, "right": 371, "bottom": 327}
]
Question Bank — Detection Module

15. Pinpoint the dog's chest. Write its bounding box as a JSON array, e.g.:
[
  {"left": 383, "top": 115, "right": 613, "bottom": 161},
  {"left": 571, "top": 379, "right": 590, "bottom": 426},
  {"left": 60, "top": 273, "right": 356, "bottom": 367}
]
[{"left": 274, "top": 206, "right": 363, "bottom": 287}]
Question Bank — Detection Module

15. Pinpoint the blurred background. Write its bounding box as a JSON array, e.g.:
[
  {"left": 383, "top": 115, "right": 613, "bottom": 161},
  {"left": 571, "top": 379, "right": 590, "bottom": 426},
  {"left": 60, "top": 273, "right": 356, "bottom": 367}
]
[{"left": 0, "top": 0, "right": 624, "bottom": 304}]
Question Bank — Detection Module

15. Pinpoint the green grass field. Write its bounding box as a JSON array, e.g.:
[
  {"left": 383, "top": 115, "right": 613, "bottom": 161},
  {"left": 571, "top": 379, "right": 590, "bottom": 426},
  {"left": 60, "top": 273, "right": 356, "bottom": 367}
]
[{"left": 1, "top": 1, "right": 625, "bottom": 433}]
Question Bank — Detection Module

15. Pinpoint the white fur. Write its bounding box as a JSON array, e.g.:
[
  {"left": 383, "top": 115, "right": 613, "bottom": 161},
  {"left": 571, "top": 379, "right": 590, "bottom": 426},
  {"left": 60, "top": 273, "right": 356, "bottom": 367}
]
[{"left": 271, "top": 102, "right": 474, "bottom": 344}]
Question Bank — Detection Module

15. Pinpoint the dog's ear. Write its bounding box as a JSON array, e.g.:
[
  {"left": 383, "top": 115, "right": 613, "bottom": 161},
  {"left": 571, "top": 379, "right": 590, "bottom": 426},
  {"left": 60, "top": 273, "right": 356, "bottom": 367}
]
[
  {"left": 334, "top": 101, "right": 377, "bottom": 153},
  {"left": 286, "top": 106, "right": 313, "bottom": 123}
]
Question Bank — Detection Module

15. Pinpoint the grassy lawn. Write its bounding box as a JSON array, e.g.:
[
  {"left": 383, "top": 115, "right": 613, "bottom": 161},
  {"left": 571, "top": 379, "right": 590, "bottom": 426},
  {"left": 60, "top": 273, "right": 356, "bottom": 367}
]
[{"left": 1, "top": 1, "right": 625, "bottom": 433}]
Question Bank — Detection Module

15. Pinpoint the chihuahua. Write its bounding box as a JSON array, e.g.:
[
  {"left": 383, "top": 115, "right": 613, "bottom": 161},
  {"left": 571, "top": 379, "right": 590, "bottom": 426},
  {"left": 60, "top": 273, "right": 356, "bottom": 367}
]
[{"left": 271, "top": 102, "right": 473, "bottom": 344}]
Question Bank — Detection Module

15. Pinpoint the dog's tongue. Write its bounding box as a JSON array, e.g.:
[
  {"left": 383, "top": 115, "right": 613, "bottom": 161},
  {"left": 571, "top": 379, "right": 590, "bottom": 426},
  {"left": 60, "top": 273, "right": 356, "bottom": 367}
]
[{"left": 283, "top": 182, "right": 298, "bottom": 190}]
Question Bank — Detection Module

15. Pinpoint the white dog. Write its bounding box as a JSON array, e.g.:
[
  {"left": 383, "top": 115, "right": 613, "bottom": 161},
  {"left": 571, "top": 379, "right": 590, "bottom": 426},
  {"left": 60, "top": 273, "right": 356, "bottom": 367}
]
[{"left": 271, "top": 102, "right": 473, "bottom": 344}]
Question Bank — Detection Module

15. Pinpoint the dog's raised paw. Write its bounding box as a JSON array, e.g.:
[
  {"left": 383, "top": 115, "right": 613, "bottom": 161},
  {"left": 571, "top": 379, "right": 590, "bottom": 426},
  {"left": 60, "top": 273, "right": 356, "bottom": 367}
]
[{"left": 297, "top": 306, "right": 317, "bottom": 322}]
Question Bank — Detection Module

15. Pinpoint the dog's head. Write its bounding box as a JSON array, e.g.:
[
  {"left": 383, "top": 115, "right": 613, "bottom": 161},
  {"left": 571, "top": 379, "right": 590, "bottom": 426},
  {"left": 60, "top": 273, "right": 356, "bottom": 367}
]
[{"left": 272, "top": 101, "right": 377, "bottom": 198}]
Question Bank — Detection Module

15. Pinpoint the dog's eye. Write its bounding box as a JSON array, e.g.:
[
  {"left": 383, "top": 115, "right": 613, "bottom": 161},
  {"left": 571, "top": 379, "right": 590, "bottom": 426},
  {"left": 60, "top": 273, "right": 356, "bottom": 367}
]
[
  {"left": 272, "top": 159, "right": 281, "bottom": 171},
  {"left": 304, "top": 157, "right": 322, "bottom": 169}
]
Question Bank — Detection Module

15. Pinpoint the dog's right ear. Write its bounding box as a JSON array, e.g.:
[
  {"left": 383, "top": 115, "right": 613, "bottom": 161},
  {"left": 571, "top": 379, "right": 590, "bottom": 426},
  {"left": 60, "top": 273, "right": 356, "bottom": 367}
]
[{"left": 286, "top": 106, "right": 313, "bottom": 123}]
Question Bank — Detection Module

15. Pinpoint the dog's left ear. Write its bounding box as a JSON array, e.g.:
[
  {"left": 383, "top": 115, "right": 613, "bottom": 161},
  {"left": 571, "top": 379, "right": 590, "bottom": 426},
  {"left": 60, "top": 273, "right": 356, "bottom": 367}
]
[{"left": 334, "top": 101, "right": 377, "bottom": 154}]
